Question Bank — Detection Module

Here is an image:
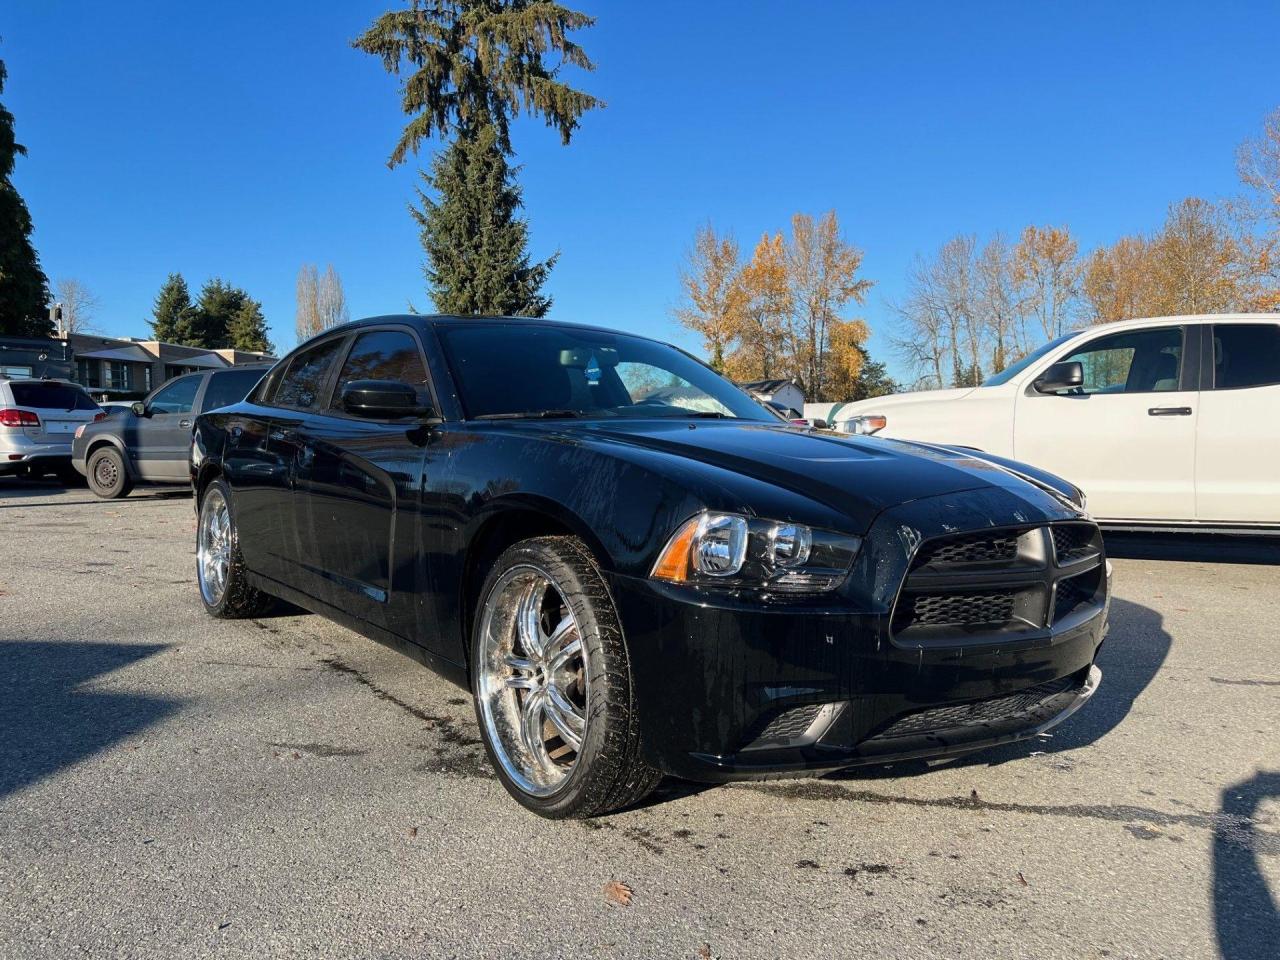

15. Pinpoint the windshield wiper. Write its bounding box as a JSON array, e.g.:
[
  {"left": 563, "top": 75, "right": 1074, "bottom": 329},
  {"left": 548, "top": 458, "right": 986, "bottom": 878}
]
[
  {"left": 683, "top": 411, "right": 730, "bottom": 418},
  {"left": 475, "top": 409, "right": 582, "bottom": 421}
]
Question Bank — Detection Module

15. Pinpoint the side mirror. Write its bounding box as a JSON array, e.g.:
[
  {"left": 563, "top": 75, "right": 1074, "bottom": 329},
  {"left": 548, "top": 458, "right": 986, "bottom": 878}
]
[
  {"left": 130, "top": 401, "right": 148, "bottom": 417},
  {"left": 1033, "top": 361, "right": 1084, "bottom": 394},
  {"left": 341, "top": 380, "right": 431, "bottom": 419},
  {"left": 812, "top": 418, "right": 829, "bottom": 430}
]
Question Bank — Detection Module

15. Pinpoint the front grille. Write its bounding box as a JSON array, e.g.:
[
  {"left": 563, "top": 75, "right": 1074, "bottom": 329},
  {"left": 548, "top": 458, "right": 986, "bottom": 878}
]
[
  {"left": 869, "top": 675, "right": 1080, "bottom": 741},
  {"left": 892, "top": 522, "right": 1103, "bottom": 643},
  {"left": 753, "top": 704, "right": 823, "bottom": 743},
  {"left": 913, "top": 532, "right": 1019, "bottom": 569},
  {"left": 1051, "top": 524, "right": 1097, "bottom": 565},
  {"left": 903, "top": 591, "right": 1016, "bottom": 628}
]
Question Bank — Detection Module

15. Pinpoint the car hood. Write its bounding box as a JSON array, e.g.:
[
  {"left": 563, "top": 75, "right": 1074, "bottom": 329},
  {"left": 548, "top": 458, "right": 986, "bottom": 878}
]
[
  {"left": 835, "top": 387, "right": 979, "bottom": 414},
  {"left": 554, "top": 419, "right": 1069, "bottom": 532}
]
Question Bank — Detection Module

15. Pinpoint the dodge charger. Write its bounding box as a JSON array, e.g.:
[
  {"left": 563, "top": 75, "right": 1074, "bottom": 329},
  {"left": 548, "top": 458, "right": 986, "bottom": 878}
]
[{"left": 190, "top": 315, "right": 1110, "bottom": 818}]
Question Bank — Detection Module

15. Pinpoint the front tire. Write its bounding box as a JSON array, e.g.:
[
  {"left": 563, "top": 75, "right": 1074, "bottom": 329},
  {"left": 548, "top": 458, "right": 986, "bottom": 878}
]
[
  {"left": 86, "top": 447, "right": 132, "bottom": 499},
  {"left": 197, "top": 479, "right": 272, "bottom": 619},
  {"left": 471, "top": 536, "right": 661, "bottom": 819}
]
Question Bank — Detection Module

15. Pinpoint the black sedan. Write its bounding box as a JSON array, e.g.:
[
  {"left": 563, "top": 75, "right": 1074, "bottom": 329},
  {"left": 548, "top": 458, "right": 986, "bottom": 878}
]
[{"left": 190, "top": 315, "right": 1109, "bottom": 818}]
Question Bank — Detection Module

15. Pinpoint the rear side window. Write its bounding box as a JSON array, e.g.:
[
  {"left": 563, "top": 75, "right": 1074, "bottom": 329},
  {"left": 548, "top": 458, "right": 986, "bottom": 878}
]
[
  {"left": 1212, "top": 324, "right": 1280, "bottom": 390},
  {"left": 331, "top": 331, "right": 430, "bottom": 409},
  {"left": 274, "top": 338, "right": 344, "bottom": 409},
  {"left": 9, "top": 381, "right": 99, "bottom": 411},
  {"left": 1061, "top": 327, "right": 1183, "bottom": 394},
  {"left": 148, "top": 375, "right": 201, "bottom": 414},
  {"left": 201, "top": 369, "right": 266, "bottom": 412}
]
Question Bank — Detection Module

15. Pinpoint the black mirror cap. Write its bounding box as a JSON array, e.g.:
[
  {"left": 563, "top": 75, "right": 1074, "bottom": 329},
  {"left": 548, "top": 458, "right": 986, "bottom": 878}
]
[
  {"left": 1034, "top": 360, "right": 1084, "bottom": 394},
  {"left": 340, "top": 380, "right": 432, "bottom": 419},
  {"left": 130, "top": 401, "right": 147, "bottom": 417}
]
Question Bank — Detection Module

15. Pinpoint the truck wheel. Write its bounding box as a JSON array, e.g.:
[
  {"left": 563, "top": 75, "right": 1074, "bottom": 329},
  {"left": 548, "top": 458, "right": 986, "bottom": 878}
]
[
  {"left": 471, "top": 535, "right": 661, "bottom": 818},
  {"left": 86, "top": 447, "right": 132, "bottom": 499}
]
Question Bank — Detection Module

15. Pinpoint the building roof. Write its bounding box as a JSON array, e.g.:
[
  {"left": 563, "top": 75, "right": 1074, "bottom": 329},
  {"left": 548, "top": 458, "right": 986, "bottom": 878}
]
[
  {"left": 75, "top": 344, "right": 156, "bottom": 363},
  {"left": 738, "top": 378, "right": 798, "bottom": 394}
]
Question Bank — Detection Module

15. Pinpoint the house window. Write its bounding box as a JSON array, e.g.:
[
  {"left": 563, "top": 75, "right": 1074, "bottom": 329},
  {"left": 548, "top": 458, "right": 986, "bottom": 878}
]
[
  {"left": 143, "top": 366, "right": 153, "bottom": 391},
  {"left": 106, "top": 361, "right": 134, "bottom": 391},
  {"left": 75, "top": 359, "right": 101, "bottom": 388},
  {"left": 1, "top": 364, "right": 34, "bottom": 378}
]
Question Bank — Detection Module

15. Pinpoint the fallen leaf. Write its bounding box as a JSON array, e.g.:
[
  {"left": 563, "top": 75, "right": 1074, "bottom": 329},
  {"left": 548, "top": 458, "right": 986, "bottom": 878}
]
[
  {"left": 1016, "top": 871, "right": 1028, "bottom": 886},
  {"left": 697, "top": 945, "right": 712, "bottom": 960},
  {"left": 970, "top": 789, "right": 980, "bottom": 802},
  {"left": 408, "top": 826, "right": 418, "bottom": 838},
  {"left": 603, "top": 880, "right": 633, "bottom": 907}
]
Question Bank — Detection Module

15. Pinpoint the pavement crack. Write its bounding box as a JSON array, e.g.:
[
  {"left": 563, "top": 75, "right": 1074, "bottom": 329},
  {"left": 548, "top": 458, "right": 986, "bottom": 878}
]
[{"left": 1209, "top": 676, "right": 1280, "bottom": 687}]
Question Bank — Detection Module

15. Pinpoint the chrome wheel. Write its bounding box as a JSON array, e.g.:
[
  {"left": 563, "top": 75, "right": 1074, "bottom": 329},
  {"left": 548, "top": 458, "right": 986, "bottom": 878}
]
[
  {"left": 197, "top": 489, "right": 231, "bottom": 605},
  {"left": 476, "top": 564, "right": 589, "bottom": 797}
]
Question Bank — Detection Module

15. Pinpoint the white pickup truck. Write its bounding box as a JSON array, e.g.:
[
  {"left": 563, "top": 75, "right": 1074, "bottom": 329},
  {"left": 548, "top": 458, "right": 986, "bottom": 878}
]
[{"left": 812, "top": 314, "right": 1280, "bottom": 531}]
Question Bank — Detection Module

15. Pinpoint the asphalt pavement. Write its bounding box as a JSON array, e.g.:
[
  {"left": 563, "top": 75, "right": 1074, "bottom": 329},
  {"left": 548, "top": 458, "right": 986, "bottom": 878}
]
[{"left": 1, "top": 477, "right": 1277, "bottom": 959}]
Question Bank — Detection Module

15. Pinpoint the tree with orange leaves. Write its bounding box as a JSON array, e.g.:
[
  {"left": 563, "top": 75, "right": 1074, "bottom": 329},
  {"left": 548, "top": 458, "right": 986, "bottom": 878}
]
[{"left": 673, "top": 223, "right": 745, "bottom": 371}]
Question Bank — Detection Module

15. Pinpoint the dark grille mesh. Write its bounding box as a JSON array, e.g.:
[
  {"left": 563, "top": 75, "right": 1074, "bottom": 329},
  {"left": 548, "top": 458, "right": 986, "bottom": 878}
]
[
  {"left": 870, "top": 675, "right": 1080, "bottom": 740},
  {"left": 1054, "top": 574, "right": 1096, "bottom": 622},
  {"left": 1051, "top": 524, "right": 1096, "bottom": 564},
  {"left": 905, "top": 591, "right": 1015, "bottom": 628},
  {"left": 914, "top": 532, "right": 1019, "bottom": 568},
  {"left": 754, "top": 704, "right": 823, "bottom": 743}
]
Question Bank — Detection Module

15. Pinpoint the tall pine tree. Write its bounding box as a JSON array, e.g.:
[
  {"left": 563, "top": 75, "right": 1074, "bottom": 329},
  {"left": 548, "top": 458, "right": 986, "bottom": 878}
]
[
  {"left": 149, "top": 273, "right": 196, "bottom": 343},
  {"left": 0, "top": 55, "right": 51, "bottom": 337},
  {"left": 355, "top": 0, "right": 599, "bottom": 316},
  {"left": 190, "top": 278, "right": 247, "bottom": 348},
  {"left": 227, "top": 297, "right": 273, "bottom": 353},
  {"left": 413, "top": 123, "right": 554, "bottom": 316}
]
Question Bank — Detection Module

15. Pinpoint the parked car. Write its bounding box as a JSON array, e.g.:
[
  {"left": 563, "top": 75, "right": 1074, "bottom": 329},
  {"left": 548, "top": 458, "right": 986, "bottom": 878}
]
[
  {"left": 0, "top": 377, "right": 104, "bottom": 481},
  {"left": 72, "top": 366, "right": 268, "bottom": 498},
  {"left": 828, "top": 314, "right": 1280, "bottom": 531},
  {"left": 763, "top": 399, "right": 812, "bottom": 426},
  {"left": 191, "top": 315, "right": 1108, "bottom": 818}
]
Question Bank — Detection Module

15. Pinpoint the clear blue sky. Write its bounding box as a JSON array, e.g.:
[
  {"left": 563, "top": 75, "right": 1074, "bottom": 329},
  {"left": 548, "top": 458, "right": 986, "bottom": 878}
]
[{"left": 5, "top": 1, "right": 1278, "bottom": 380}]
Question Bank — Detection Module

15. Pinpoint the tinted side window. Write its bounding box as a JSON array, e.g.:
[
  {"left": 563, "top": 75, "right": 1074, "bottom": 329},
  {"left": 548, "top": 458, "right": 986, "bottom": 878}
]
[
  {"left": 201, "top": 369, "right": 266, "bottom": 412},
  {"left": 10, "top": 381, "right": 99, "bottom": 411},
  {"left": 275, "top": 338, "right": 344, "bottom": 409},
  {"left": 1061, "top": 327, "right": 1183, "bottom": 394},
  {"left": 1212, "top": 324, "right": 1280, "bottom": 390},
  {"left": 148, "top": 375, "right": 202, "bottom": 414},
  {"left": 331, "top": 331, "right": 430, "bottom": 408}
]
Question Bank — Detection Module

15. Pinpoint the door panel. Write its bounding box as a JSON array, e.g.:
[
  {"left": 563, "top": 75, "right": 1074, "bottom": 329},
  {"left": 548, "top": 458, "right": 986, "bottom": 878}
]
[
  {"left": 222, "top": 411, "right": 294, "bottom": 582},
  {"left": 130, "top": 374, "right": 204, "bottom": 480},
  {"left": 1013, "top": 325, "right": 1197, "bottom": 521},
  {"left": 1195, "top": 323, "right": 1280, "bottom": 524}
]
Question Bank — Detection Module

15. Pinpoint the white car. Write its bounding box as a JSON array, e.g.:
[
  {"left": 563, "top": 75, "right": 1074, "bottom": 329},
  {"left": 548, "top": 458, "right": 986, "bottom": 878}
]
[{"left": 818, "top": 314, "right": 1280, "bottom": 530}]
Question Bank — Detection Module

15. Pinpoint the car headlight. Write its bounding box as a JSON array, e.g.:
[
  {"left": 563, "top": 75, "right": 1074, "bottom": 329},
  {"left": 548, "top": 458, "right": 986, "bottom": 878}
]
[
  {"left": 842, "top": 415, "right": 886, "bottom": 435},
  {"left": 651, "top": 511, "right": 861, "bottom": 594}
]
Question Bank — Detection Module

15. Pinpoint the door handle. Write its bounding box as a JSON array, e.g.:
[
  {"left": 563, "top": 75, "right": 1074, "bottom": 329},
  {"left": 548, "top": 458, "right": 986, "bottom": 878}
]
[
  {"left": 179, "top": 419, "right": 191, "bottom": 428},
  {"left": 1148, "top": 406, "right": 1192, "bottom": 417}
]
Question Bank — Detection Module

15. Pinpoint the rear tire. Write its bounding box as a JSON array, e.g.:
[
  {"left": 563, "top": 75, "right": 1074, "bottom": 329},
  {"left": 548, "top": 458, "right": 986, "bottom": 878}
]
[
  {"left": 471, "top": 535, "right": 661, "bottom": 819},
  {"left": 197, "top": 479, "right": 272, "bottom": 619},
  {"left": 86, "top": 447, "right": 132, "bottom": 499}
]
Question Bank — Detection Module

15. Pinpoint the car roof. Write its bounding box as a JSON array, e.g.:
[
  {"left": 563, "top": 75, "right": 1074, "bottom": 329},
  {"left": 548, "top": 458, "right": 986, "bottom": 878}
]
[
  {"left": 1077, "top": 313, "right": 1280, "bottom": 335},
  {"left": 297, "top": 313, "right": 674, "bottom": 352}
]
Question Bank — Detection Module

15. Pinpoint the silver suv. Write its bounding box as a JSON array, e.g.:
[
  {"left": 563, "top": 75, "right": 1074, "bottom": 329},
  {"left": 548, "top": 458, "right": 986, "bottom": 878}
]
[{"left": 0, "top": 378, "right": 104, "bottom": 479}]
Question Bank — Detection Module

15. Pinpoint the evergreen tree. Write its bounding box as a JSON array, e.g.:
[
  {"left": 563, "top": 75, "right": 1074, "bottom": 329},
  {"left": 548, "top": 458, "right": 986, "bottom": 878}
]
[
  {"left": 227, "top": 297, "right": 273, "bottom": 353},
  {"left": 413, "top": 123, "right": 554, "bottom": 316},
  {"left": 850, "top": 348, "right": 898, "bottom": 400},
  {"left": 0, "top": 55, "right": 50, "bottom": 337},
  {"left": 149, "top": 273, "right": 196, "bottom": 343},
  {"left": 355, "top": 0, "right": 599, "bottom": 315},
  {"left": 190, "top": 278, "right": 248, "bottom": 348}
]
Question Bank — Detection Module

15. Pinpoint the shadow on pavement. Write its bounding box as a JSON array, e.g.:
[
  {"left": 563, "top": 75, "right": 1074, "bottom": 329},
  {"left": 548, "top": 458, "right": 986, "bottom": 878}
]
[
  {"left": 1104, "top": 531, "right": 1280, "bottom": 565},
  {"left": 0, "top": 475, "right": 191, "bottom": 508},
  {"left": 1214, "top": 770, "right": 1280, "bottom": 958},
  {"left": 0, "top": 641, "right": 180, "bottom": 801}
]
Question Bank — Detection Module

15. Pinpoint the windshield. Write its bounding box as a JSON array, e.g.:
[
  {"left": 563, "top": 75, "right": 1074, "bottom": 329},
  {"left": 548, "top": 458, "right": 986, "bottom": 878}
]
[
  {"left": 438, "top": 323, "right": 774, "bottom": 421},
  {"left": 981, "top": 332, "right": 1080, "bottom": 386}
]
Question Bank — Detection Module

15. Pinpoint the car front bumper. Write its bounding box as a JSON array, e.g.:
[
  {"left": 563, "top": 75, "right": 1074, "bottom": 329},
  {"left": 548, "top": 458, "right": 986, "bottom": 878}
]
[{"left": 608, "top": 491, "right": 1111, "bottom": 783}]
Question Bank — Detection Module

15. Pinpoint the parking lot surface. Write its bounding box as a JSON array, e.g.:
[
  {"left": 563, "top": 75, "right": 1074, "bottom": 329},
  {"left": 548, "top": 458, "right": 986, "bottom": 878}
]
[{"left": 1, "top": 479, "right": 1277, "bottom": 959}]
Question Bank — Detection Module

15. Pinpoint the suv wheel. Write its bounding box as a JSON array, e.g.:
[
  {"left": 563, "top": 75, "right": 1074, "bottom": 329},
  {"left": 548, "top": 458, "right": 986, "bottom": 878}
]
[
  {"left": 197, "top": 479, "right": 272, "bottom": 618},
  {"left": 471, "top": 536, "right": 661, "bottom": 818},
  {"left": 86, "top": 447, "right": 132, "bottom": 499}
]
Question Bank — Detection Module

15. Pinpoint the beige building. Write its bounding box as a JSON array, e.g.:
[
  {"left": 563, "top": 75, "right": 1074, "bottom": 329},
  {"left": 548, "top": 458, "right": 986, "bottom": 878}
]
[{"left": 63, "top": 333, "right": 274, "bottom": 400}]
